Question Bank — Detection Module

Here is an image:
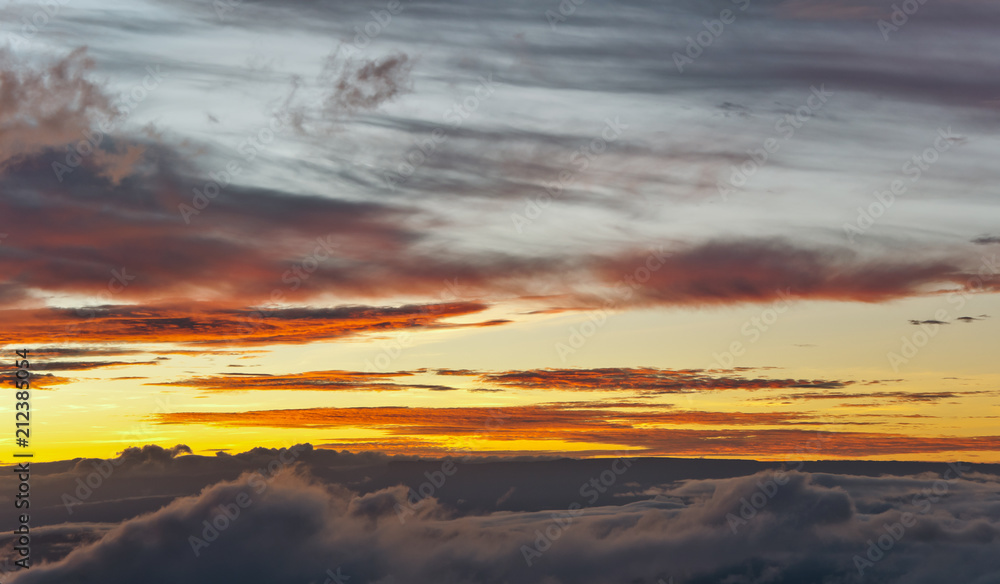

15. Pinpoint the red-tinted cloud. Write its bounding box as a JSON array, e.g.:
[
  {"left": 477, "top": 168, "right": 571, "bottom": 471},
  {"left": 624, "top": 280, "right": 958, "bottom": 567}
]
[
  {"left": 0, "top": 302, "right": 492, "bottom": 346},
  {"left": 476, "top": 367, "right": 849, "bottom": 392},
  {"left": 0, "top": 48, "right": 138, "bottom": 180},
  {"left": 154, "top": 404, "right": 1000, "bottom": 457},
  {"left": 151, "top": 366, "right": 850, "bottom": 394},
  {"left": 154, "top": 370, "right": 456, "bottom": 392}
]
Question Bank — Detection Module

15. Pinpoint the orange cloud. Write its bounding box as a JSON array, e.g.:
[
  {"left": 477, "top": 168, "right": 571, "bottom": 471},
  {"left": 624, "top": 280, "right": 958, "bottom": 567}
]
[
  {"left": 154, "top": 370, "right": 456, "bottom": 392},
  {"left": 152, "top": 366, "right": 852, "bottom": 394},
  {"left": 153, "top": 404, "right": 1000, "bottom": 458},
  {"left": 476, "top": 367, "right": 850, "bottom": 392},
  {"left": 758, "top": 390, "right": 996, "bottom": 404},
  {"left": 0, "top": 302, "right": 492, "bottom": 346}
]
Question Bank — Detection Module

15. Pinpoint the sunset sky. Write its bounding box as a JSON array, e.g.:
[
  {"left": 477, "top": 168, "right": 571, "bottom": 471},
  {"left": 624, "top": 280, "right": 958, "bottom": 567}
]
[{"left": 2, "top": 0, "right": 999, "bottom": 464}]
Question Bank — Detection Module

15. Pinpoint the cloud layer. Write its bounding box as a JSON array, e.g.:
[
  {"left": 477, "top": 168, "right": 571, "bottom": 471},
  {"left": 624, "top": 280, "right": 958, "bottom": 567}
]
[{"left": 4, "top": 455, "right": 999, "bottom": 584}]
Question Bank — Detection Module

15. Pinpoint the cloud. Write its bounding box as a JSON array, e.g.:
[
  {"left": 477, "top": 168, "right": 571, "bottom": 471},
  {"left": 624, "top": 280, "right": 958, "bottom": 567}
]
[
  {"left": 153, "top": 405, "right": 1000, "bottom": 458},
  {"left": 5, "top": 213, "right": 990, "bottom": 348},
  {"left": 6, "top": 463, "right": 999, "bottom": 584},
  {"left": 2, "top": 117, "right": 991, "bottom": 318},
  {"left": 31, "top": 360, "right": 159, "bottom": 372},
  {"left": 74, "top": 444, "right": 192, "bottom": 471},
  {"left": 0, "top": 149, "right": 422, "bottom": 307},
  {"left": 476, "top": 367, "right": 851, "bottom": 393},
  {"left": 910, "top": 314, "right": 991, "bottom": 325},
  {"left": 318, "top": 51, "right": 414, "bottom": 117},
  {"left": 17, "top": 347, "right": 145, "bottom": 358},
  {"left": 2, "top": 109, "right": 993, "bottom": 326},
  {"left": 0, "top": 302, "right": 492, "bottom": 346},
  {"left": 0, "top": 47, "right": 142, "bottom": 183},
  {"left": 776, "top": 0, "right": 885, "bottom": 20},
  {"left": 580, "top": 240, "right": 990, "bottom": 308},
  {"left": 766, "top": 390, "right": 993, "bottom": 404},
  {"left": 154, "top": 369, "right": 457, "bottom": 392},
  {"left": 956, "top": 315, "right": 990, "bottom": 323},
  {"left": 18, "top": 347, "right": 259, "bottom": 359},
  {"left": 157, "top": 366, "right": 851, "bottom": 394}
]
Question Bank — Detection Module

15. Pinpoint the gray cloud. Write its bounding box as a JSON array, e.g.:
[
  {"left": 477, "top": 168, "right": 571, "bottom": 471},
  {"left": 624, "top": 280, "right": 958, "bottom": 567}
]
[
  {"left": 3, "top": 452, "right": 999, "bottom": 584},
  {"left": 319, "top": 51, "right": 414, "bottom": 117},
  {"left": 0, "top": 47, "right": 142, "bottom": 183}
]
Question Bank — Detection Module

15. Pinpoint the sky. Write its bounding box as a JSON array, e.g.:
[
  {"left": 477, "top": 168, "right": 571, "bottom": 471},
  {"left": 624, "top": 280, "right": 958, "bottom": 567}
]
[{"left": 2, "top": 0, "right": 1000, "bottom": 464}]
